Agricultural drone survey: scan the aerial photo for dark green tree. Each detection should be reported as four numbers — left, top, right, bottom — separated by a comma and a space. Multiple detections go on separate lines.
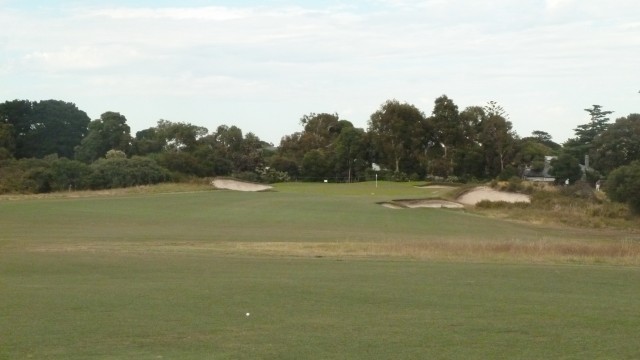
156, 119, 208, 152
451, 106, 485, 179
131, 128, 164, 155
301, 149, 331, 181
368, 100, 426, 174
203, 125, 267, 174
550, 153, 582, 185
426, 95, 463, 176
237, 132, 265, 172
75, 112, 132, 163
514, 131, 557, 175
277, 132, 305, 164
269, 156, 299, 177
591, 114, 640, 175
0, 100, 32, 158
605, 161, 640, 214
213, 125, 244, 154
478, 102, 516, 178
514, 140, 554, 172
575, 105, 613, 144
0, 100, 90, 159
0, 123, 16, 156
276, 113, 346, 180
527, 130, 561, 150
334, 123, 366, 182
299, 113, 341, 149
564, 105, 613, 160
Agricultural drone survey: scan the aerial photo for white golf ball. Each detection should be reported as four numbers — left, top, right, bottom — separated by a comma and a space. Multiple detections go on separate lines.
246, 312, 250, 316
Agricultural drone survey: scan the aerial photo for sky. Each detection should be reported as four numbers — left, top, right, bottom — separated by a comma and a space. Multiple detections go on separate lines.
1, 0, 639, 145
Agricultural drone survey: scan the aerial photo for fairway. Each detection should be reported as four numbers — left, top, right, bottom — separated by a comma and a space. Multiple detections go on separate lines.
1, 182, 640, 359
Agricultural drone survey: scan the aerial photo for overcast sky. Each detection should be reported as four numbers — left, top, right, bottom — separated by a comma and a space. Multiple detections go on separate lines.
1, 0, 639, 145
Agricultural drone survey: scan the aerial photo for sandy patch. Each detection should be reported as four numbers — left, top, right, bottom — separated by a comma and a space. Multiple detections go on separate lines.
416, 185, 456, 189
380, 199, 464, 209
381, 202, 404, 209
212, 179, 273, 192
396, 199, 464, 209
457, 186, 530, 205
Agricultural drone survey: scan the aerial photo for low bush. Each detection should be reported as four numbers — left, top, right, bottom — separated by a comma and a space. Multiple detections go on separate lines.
475, 200, 530, 209
477, 181, 636, 229
233, 171, 259, 183
605, 161, 640, 214
89, 157, 170, 189
491, 177, 535, 194
558, 180, 599, 201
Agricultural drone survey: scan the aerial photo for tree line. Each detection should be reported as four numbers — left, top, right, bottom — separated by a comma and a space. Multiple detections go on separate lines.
1, 97, 639, 210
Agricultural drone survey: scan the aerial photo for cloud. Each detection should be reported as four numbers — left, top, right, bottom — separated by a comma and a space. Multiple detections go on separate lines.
84, 6, 253, 21
1, 1, 639, 144
545, 0, 575, 12
21, 46, 142, 71
621, 21, 640, 29
82, 5, 322, 22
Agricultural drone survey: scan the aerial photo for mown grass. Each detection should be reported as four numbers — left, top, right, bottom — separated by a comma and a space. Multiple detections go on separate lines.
1, 181, 640, 359
2, 252, 639, 359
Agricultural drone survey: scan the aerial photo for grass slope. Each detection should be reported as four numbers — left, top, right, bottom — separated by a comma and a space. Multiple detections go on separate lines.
1, 182, 639, 359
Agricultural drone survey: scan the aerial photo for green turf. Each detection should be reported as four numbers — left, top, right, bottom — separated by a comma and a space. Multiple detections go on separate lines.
1, 182, 639, 359
0, 183, 620, 247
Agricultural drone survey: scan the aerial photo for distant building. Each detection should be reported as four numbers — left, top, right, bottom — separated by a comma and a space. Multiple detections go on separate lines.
523, 156, 556, 182
523, 155, 592, 183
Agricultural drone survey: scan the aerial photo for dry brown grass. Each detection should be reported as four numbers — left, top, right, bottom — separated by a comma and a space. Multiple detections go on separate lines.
0, 182, 213, 201
476, 181, 639, 230
26, 238, 640, 266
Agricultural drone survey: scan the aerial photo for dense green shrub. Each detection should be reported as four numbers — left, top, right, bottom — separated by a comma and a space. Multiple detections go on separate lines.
50, 158, 92, 191
233, 171, 259, 183
269, 156, 299, 177
391, 172, 409, 182
530, 160, 545, 172
23, 167, 53, 193
497, 165, 518, 181
584, 168, 602, 186
89, 157, 170, 189
301, 149, 331, 181
365, 168, 393, 181
558, 180, 598, 201
550, 154, 582, 185
156, 151, 205, 177
475, 200, 530, 209
257, 167, 290, 183
605, 161, 640, 214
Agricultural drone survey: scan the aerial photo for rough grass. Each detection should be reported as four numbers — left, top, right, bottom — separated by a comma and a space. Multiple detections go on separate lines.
0, 181, 214, 201
24, 237, 640, 266
476, 182, 639, 230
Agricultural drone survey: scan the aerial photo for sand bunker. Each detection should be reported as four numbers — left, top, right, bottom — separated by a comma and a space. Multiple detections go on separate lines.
457, 186, 530, 205
397, 199, 464, 209
415, 185, 456, 189
381, 199, 464, 209
212, 179, 273, 192
381, 203, 404, 209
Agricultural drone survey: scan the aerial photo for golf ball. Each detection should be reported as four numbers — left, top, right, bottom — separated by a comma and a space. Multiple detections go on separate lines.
246, 313, 250, 316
